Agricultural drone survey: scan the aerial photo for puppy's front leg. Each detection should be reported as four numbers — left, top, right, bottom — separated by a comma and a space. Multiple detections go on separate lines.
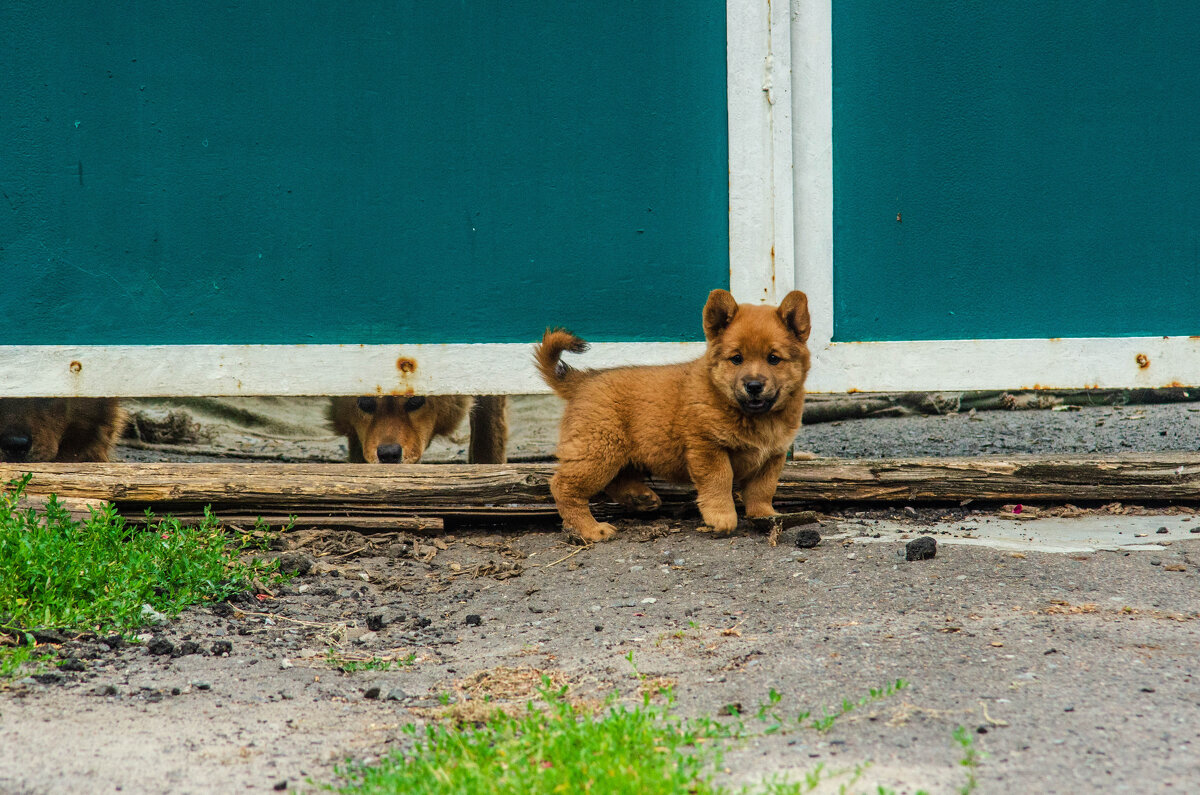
741, 452, 787, 518
687, 446, 738, 533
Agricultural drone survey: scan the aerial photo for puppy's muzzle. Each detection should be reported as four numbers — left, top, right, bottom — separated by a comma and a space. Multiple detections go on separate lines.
737, 380, 776, 415
376, 444, 404, 464
0, 431, 32, 461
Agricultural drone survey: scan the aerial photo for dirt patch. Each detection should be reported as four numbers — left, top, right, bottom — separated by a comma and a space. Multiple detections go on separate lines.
4, 515, 1200, 793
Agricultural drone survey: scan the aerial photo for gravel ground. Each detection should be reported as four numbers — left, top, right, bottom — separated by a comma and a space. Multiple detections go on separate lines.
3, 399, 1200, 794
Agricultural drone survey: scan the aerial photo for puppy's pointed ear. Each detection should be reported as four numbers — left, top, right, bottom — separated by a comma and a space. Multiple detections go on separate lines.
703, 289, 738, 340
777, 291, 811, 343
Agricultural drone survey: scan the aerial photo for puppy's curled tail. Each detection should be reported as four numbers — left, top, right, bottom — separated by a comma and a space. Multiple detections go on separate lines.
534, 328, 589, 398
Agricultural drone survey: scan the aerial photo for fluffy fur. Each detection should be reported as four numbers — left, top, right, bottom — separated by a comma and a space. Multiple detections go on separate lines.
0, 398, 127, 463
328, 395, 507, 464
535, 289, 811, 543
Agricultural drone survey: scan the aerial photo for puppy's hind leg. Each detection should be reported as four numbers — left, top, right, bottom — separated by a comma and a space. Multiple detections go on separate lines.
468, 395, 507, 464
604, 469, 662, 513
551, 456, 625, 543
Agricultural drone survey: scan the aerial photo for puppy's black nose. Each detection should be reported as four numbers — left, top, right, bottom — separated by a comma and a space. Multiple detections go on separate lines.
0, 432, 32, 459
376, 444, 403, 464
744, 380, 765, 396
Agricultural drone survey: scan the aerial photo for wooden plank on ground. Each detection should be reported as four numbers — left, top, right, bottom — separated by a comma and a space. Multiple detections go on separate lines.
3, 455, 1200, 510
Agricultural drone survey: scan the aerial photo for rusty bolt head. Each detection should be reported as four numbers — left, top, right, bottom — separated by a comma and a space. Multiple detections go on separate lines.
1136, 353, 1150, 369
69, 360, 82, 373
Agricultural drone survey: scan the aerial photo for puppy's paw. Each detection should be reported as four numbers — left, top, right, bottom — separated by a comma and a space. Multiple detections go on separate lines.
698, 510, 739, 535
743, 504, 778, 519
567, 522, 618, 544
624, 490, 662, 512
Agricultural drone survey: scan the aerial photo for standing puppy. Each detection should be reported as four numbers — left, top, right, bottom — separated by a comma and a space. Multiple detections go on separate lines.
535, 289, 810, 542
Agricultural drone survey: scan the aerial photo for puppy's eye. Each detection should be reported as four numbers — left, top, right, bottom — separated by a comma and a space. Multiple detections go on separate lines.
356, 397, 378, 413
729, 354, 744, 365
767, 353, 782, 366
404, 396, 427, 411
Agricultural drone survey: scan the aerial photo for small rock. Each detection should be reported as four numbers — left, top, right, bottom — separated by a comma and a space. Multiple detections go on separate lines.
1157, 527, 1170, 534
140, 604, 169, 626
594, 625, 604, 632
274, 781, 288, 792
192, 681, 212, 690
795, 529, 821, 548
365, 614, 386, 632
280, 659, 294, 669
640, 598, 657, 604
211, 640, 233, 656
278, 552, 313, 575
102, 634, 125, 650
364, 685, 382, 700
33, 672, 64, 685
95, 684, 119, 696
385, 688, 408, 701
146, 637, 175, 656
906, 537, 937, 561
175, 641, 203, 657
903, 506, 918, 517
58, 657, 86, 672
358, 631, 378, 643
464, 615, 482, 627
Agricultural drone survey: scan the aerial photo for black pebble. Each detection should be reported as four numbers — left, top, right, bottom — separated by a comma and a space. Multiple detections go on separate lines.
795, 528, 821, 548
366, 614, 386, 632
175, 641, 203, 657
58, 657, 86, 672
1157, 527, 1170, 534
211, 640, 233, 656
274, 781, 288, 791
464, 614, 482, 627
364, 685, 382, 700
906, 536, 937, 561
278, 551, 313, 575
147, 637, 175, 656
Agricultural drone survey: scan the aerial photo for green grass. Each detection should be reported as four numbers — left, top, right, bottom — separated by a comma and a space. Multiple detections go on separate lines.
325, 674, 941, 795
0, 473, 283, 674
329, 681, 738, 795
953, 726, 982, 795
326, 650, 417, 673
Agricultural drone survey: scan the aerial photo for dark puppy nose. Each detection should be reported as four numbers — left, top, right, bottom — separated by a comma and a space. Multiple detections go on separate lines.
743, 380, 765, 396
0, 432, 32, 460
376, 444, 403, 464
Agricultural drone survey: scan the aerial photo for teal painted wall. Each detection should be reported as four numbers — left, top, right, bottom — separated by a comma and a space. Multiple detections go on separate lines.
1, 2, 728, 345
834, 1, 1200, 341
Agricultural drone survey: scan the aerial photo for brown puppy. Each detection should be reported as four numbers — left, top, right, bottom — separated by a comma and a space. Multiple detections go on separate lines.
328, 395, 507, 464
0, 398, 127, 463
535, 289, 810, 542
